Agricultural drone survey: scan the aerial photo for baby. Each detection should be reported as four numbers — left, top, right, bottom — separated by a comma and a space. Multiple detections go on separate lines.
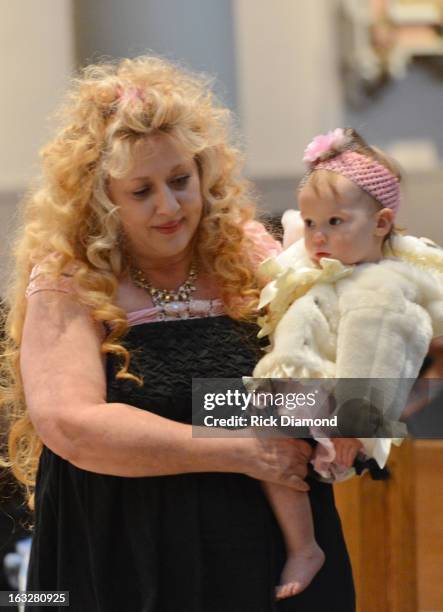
252, 128, 443, 600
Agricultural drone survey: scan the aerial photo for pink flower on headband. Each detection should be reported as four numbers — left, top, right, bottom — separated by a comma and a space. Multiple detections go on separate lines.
303, 128, 349, 164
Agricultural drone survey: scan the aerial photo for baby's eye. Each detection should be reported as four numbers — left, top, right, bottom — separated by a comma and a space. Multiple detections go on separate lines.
329, 217, 343, 226
304, 219, 314, 228
170, 175, 191, 189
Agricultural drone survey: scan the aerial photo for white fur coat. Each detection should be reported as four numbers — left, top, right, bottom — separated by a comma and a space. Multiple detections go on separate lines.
252, 234, 443, 475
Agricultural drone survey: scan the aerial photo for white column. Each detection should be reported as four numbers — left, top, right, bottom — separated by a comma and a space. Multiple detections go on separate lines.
0, 0, 75, 191
233, 0, 344, 178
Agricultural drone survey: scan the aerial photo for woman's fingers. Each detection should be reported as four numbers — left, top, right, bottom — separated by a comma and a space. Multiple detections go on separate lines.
292, 438, 314, 462
249, 437, 312, 489
287, 473, 310, 492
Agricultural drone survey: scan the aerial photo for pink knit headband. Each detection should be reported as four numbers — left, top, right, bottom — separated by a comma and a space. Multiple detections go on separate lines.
301, 129, 401, 217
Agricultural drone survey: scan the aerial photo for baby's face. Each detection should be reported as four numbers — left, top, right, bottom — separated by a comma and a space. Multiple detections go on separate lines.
299, 173, 389, 265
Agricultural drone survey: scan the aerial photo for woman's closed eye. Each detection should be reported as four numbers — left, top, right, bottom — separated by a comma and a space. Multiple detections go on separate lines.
170, 174, 191, 189
131, 175, 190, 198
132, 186, 151, 198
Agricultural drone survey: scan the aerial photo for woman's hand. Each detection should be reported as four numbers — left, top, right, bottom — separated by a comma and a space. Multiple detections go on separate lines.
243, 437, 312, 491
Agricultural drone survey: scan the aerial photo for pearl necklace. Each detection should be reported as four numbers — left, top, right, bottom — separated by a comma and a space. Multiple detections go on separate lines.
131, 262, 198, 311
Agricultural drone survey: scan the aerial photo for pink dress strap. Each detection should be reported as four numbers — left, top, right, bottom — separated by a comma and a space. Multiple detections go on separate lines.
25, 261, 78, 299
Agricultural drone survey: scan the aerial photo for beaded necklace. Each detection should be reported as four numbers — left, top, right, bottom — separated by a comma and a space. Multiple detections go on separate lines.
130, 262, 198, 315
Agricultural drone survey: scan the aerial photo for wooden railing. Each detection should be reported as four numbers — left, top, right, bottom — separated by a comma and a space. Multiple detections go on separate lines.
334, 441, 417, 612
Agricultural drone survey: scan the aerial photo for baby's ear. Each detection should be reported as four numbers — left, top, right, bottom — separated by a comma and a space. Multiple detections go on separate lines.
375, 208, 394, 237
282, 209, 305, 249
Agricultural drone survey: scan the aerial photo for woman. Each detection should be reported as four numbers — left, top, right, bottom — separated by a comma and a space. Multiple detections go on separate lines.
1, 56, 355, 611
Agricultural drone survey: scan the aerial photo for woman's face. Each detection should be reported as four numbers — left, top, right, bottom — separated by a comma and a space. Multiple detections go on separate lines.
108, 133, 203, 264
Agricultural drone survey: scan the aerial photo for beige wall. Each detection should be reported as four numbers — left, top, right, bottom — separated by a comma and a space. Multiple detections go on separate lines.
0, 0, 74, 192
1, 1, 442, 296
0, 191, 21, 295
0, 0, 74, 293
234, 0, 443, 243
233, 0, 343, 178
399, 170, 443, 245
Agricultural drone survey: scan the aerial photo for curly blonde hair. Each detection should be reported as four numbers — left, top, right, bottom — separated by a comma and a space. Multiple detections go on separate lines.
0, 56, 264, 507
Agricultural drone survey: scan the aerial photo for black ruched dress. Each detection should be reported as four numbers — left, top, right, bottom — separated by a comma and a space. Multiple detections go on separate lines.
27, 315, 355, 612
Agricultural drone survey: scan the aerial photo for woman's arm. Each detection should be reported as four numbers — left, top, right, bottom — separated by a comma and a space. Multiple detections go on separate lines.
21, 290, 310, 489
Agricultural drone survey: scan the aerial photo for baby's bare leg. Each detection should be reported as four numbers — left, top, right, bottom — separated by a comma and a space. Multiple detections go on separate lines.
263, 481, 325, 600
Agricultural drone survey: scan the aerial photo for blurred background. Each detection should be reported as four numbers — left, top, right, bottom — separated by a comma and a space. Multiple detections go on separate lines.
1, 0, 443, 292
0, 1, 442, 610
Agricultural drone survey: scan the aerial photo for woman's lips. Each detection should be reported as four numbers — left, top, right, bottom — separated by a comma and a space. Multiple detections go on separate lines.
152, 220, 183, 234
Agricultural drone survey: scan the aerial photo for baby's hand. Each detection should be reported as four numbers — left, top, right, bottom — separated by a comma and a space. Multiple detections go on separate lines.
332, 438, 364, 468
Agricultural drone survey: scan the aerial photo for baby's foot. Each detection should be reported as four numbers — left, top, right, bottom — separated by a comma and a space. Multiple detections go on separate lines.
275, 543, 325, 600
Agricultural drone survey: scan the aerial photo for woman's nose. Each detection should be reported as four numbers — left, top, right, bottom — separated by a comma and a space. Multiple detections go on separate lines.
155, 185, 180, 215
